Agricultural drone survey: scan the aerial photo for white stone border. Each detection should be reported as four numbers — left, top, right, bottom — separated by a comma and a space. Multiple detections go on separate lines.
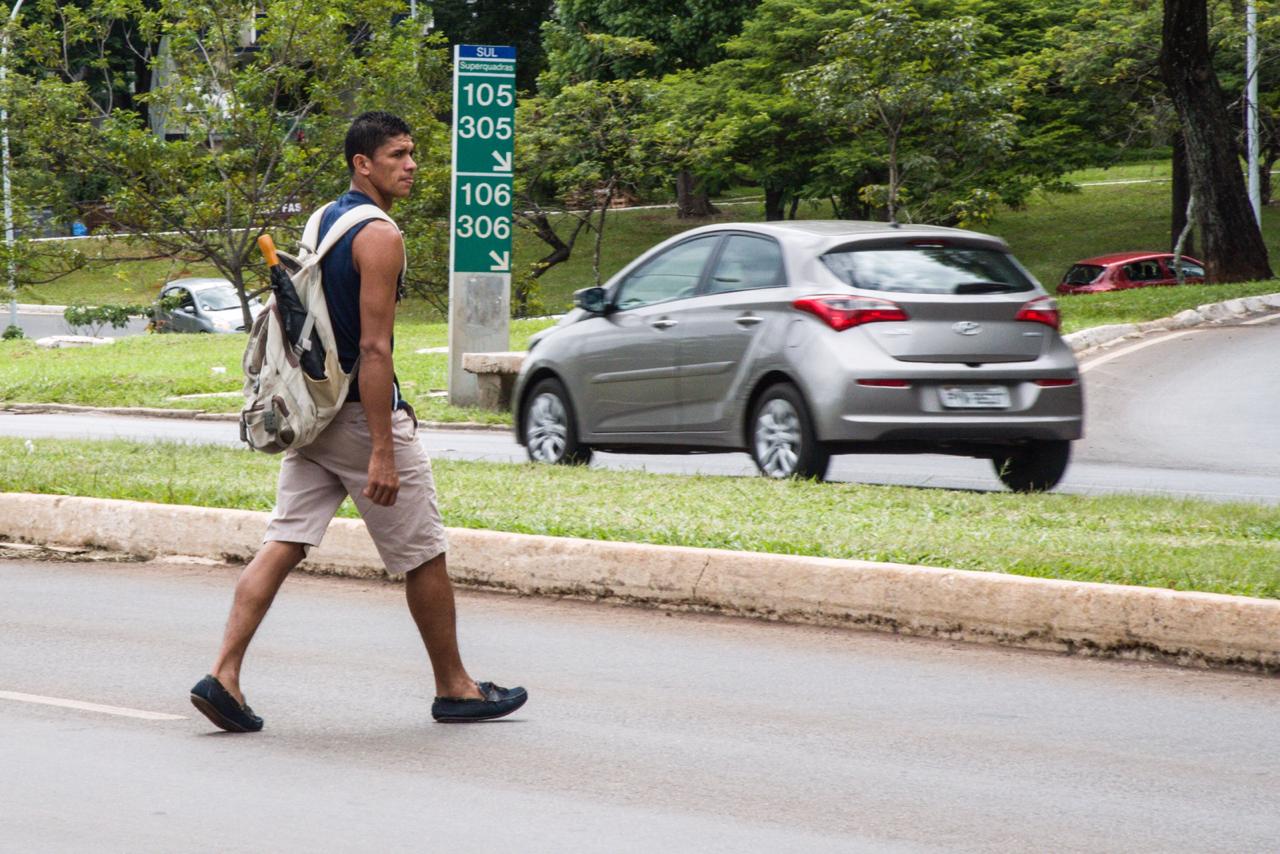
1064, 292, 1280, 354
2, 493, 1276, 673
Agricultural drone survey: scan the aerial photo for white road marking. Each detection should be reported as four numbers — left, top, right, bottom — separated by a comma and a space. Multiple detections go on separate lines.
0, 690, 187, 721
1079, 330, 1201, 373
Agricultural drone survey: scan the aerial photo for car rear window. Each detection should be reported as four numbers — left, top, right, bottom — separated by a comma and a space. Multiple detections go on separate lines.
820, 246, 1036, 295
1063, 264, 1103, 285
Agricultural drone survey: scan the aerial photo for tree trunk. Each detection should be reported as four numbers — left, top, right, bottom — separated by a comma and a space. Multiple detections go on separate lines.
1160, 0, 1271, 282
1170, 132, 1195, 256
675, 170, 720, 219
763, 185, 786, 221
1262, 151, 1276, 206
516, 211, 587, 277
593, 183, 614, 286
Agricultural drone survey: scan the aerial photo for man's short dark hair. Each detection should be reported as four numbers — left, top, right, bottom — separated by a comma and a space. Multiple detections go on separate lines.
345, 111, 413, 172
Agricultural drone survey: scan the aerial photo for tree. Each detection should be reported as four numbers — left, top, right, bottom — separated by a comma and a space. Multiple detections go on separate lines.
703, 0, 869, 221
540, 0, 758, 218
517, 79, 663, 285
789, 2, 1015, 224
15, 0, 452, 327
1160, 0, 1271, 281
430, 0, 554, 93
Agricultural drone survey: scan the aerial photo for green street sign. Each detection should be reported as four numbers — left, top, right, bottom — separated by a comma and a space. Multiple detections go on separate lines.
449, 45, 515, 274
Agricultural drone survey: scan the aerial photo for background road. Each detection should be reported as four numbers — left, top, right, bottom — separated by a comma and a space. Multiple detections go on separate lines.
2, 316, 1277, 503
7, 306, 150, 339
2, 558, 1277, 852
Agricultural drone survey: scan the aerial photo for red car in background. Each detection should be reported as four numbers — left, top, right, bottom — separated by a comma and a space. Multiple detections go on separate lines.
1056, 252, 1206, 295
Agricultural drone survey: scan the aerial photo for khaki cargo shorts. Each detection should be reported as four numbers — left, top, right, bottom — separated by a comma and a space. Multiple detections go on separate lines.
263, 403, 447, 577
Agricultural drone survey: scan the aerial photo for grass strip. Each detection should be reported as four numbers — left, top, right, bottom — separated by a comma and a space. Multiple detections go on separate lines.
3, 437, 1277, 599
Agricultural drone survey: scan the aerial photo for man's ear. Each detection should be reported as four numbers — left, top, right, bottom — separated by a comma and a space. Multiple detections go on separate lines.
352, 153, 371, 175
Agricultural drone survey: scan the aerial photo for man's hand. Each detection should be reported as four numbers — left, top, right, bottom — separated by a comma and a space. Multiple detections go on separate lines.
364, 448, 400, 506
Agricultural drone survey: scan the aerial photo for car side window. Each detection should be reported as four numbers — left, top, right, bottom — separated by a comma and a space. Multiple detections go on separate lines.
615, 236, 720, 310
1123, 261, 1161, 282
175, 289, 195, 311
707, 235, 786, 294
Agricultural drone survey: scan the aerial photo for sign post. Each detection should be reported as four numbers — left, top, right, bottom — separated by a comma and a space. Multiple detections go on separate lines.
448, 44, 515, 406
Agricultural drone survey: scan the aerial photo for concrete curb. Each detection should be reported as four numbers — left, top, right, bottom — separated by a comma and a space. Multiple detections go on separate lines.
1063, 291, 1280, 354
3, 493, 1276, 673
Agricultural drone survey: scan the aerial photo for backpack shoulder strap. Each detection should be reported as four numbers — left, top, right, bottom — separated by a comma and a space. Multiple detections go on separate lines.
299, 202, 334, 254
311, 204, 399, 263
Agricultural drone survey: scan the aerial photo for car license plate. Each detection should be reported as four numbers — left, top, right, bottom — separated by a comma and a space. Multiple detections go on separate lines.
939, 385, 1010, 409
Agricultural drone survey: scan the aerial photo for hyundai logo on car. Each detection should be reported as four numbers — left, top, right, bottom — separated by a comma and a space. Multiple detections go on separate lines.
952, 321, 982, 336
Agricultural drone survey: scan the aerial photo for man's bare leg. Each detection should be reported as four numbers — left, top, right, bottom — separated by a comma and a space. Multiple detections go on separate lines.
210, 541, 305, 705
405, 553, 483, 699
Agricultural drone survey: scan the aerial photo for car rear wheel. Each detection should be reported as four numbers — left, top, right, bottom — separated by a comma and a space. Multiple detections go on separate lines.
992, 440, 1071, 493
750, 383, 830, 480
522, 378, 593, 466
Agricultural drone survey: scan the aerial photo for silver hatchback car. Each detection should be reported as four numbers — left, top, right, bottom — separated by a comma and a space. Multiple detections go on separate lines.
513, 221, 1083, 492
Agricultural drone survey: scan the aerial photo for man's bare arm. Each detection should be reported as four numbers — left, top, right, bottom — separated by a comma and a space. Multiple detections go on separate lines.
353, 219, 404, 507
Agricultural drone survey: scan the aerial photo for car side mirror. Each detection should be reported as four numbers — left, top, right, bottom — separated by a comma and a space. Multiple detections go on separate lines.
573, 286, 609, 315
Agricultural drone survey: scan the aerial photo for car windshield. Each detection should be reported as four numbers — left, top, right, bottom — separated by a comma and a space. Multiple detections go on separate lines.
197, 287, 241, 311
1064, 264, 1103, 285
820, 246, 1035, 294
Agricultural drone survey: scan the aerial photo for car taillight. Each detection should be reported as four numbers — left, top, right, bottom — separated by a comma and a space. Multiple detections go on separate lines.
792, 295, 908, 331
1034, 378, 1076, 387
1016, 296, 1060, 330
857, 379, 911, 387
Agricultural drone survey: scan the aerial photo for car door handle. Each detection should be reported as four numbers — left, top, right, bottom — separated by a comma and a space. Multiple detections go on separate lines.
735, 315, 763, 327
650, 318, 678, 330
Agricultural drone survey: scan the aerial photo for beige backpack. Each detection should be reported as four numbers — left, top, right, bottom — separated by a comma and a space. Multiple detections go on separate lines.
239, 202, 402, 453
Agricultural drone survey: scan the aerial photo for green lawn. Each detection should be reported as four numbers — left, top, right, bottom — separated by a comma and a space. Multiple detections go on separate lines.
16, 239, 224, 307
3, 437, 1277, 599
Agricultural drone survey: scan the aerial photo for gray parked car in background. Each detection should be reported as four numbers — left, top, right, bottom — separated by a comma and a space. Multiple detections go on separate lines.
513, 221, 1083, 492
154, 278, 261, 334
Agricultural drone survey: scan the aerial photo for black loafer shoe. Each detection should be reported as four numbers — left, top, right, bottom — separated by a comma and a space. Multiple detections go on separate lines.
190, 674, 264, 733
432, 681, 528, 723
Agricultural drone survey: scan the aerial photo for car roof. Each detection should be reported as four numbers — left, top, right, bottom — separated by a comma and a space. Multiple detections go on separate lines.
163, 277, 233, 292
674, 220, 1009, 251
1072, 251, 1201, 267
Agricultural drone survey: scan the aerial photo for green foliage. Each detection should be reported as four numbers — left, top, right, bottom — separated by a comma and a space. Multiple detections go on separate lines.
539, 0, 759, 92
517, 78, 666, 283
430, 0, 554, 93
789, 2, 1015, 225
62, 303, 149, 336
2, 325, 23, 340
10, 0, 453, 327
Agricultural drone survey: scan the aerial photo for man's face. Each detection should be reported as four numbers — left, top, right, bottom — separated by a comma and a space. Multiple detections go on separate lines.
358, 133, 416, 199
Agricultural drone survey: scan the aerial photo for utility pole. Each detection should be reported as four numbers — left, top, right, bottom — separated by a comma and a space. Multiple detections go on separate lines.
3, 0, 25, 335
1246, 0, 1261, 225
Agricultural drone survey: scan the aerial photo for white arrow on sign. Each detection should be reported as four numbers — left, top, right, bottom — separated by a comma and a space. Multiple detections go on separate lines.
491, 150, 513, 172
488, 250, 510, 272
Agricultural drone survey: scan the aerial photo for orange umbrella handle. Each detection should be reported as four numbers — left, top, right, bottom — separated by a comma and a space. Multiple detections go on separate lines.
257, 234, 279, 267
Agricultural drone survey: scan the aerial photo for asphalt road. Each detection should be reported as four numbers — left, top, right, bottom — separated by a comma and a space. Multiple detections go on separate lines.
2, 316, 1277, 503
7, 308, 150, 339
2, 557, 1277, 852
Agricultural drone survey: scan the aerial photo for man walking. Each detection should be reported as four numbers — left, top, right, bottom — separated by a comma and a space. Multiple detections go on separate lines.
190, 111, 527, 731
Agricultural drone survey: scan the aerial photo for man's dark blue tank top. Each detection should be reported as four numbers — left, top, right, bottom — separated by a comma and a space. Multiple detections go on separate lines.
318, 190, 403, 409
